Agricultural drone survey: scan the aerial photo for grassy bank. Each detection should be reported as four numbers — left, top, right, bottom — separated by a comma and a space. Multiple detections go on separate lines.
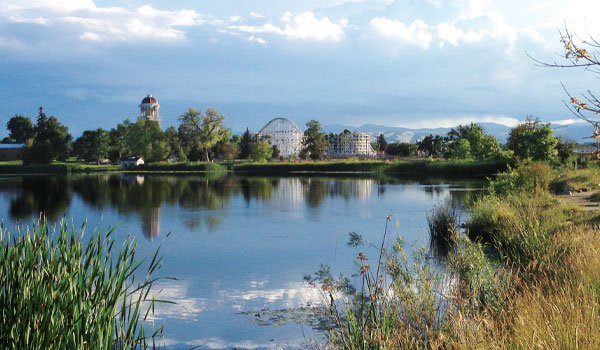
232, 158, 510, 177
0, 158, 509, 176
316, 162, 600, 349
0, 220, 164, 349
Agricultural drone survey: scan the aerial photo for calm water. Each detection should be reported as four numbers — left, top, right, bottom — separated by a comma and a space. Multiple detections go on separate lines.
0, 174, 482, 349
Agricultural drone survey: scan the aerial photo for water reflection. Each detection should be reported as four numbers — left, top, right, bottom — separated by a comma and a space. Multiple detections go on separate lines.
0, 174, 482, 241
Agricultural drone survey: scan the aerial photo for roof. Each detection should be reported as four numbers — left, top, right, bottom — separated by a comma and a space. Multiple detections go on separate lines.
0, 144, 25, 149
141, 94, 158, 105
120, 156, 143, 161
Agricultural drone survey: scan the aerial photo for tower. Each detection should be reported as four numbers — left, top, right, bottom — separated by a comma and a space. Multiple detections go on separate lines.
139, 94, 160, 126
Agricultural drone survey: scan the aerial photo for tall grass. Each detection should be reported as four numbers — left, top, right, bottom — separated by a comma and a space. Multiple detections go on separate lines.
0, 220, 166, 349
316, 164, 600, 349
427, 204, 459, 256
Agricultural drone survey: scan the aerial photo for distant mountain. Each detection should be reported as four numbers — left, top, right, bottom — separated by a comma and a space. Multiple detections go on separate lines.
322, 122, 596, 144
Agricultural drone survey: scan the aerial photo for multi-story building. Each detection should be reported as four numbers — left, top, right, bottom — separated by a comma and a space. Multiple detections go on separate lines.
326, 131, 376, 158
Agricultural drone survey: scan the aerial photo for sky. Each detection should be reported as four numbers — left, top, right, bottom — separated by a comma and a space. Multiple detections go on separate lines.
1, 0, 600, 137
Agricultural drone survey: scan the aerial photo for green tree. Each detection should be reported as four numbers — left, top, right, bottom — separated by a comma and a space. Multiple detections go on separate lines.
555, 137, 577, 165
250, 138, 273, 162
72, 128, 110, 164
447, 138, 471, 160
376, 133, 387, 152
302, 120, 328, 161
271, 144, 280, 160
178, 108, 229, 162
24, 108, 72, 164
387, 142, 417, 157
417, 134, 446, 157
108, 125, 127, 163
507, 118, 558, 161
6, 115, 35, 143
165, 126, 187, 162
239, 128, 252, 159
446, 123, 501, 160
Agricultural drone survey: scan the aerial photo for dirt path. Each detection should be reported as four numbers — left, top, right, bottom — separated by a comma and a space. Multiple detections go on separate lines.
556, 191, 599, 211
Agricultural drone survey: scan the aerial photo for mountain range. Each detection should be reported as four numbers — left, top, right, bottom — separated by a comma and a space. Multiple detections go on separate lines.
322, 122, 597, 144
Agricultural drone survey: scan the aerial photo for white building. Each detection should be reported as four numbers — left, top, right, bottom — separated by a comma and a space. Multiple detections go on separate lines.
120, 156, 145, 169
139, 94, 160, 126
257, 118, 304, 158
326, 131, 376, 158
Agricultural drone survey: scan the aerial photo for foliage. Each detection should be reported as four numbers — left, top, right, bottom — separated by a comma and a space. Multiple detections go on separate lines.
489, 161, 554, 195
238, 128, 252, 160
417, 134, 446, 157
427, 203, 459, 256
164, 126, 187, 162
376, 133, 387, 152
6, 114, 35, 144
73, 128, 110, 164
271, 144, 280, 160
0, 220, 165, 349
178, 108, 229, 162
555, 137, 577, 167
506, 118, 558, 162
23, 108, 72, 164
218, 142, 239, 161
249, 138, 273, 162
302, 120, 328, 160
446, 123, 502, 160
386, 142, 417, 157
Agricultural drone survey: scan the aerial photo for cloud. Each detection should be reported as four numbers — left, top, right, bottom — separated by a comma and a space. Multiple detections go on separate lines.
8, 15, 49, 25
0, 2, 205, 42
370, 17, 433, 48
248, 35, 266, 44
250, 11, 264, 19
437, 22, 484, 46
230, 11, 347, 42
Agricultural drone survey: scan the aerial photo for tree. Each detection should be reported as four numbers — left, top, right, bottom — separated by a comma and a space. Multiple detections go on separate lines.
24, 107, 72, 164
446, 123, 501, 160
417, 134, 446, 157
250, 138, 273, 162
6, 115, 34, 143
239, 128, 252, 159
178, 108, 229, 162
219, 142, 239, 161
376, 133, 387, 152
271, 145, 280, 160
507, 118, 558, 161
386, 142, 417, 157
532, 27, 600, 142
72, 128, 110, 164
302, 120, 328, 161
165, 126, 187, 162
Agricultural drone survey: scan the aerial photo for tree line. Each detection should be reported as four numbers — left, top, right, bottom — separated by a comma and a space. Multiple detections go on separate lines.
3, 107, 576, 165
373, 119, 576, 165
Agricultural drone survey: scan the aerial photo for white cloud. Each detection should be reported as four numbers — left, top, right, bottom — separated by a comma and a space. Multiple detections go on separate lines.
8, 15, 49, 25
0, 0, 96, 12
0, 2, 205, 42
437, 22, 483, 45
370, 17, 433, 49
230, 11, 346, 42
248, 35, 266, 44
396, 115, 519, 129
229, 15, 241, 22
250, 11, 264, 19
79, 32, 100, 41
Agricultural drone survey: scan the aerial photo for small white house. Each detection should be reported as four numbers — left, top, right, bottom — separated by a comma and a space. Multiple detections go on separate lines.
120, 156, 144, 169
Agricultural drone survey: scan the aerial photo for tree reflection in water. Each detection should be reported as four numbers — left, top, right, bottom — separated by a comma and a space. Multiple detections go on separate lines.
1, 174, 483, 240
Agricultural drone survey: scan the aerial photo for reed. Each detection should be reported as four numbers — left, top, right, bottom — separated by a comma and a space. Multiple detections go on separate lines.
0, 219, 166, 349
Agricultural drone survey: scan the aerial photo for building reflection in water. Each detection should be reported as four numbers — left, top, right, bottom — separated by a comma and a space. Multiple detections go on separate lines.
141, 207, 161, 239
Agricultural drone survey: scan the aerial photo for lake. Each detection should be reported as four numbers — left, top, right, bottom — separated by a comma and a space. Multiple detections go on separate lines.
0, 174, 482, 349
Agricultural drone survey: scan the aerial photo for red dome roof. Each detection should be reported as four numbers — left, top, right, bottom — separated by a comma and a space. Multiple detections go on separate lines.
141, 94, 158, 104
